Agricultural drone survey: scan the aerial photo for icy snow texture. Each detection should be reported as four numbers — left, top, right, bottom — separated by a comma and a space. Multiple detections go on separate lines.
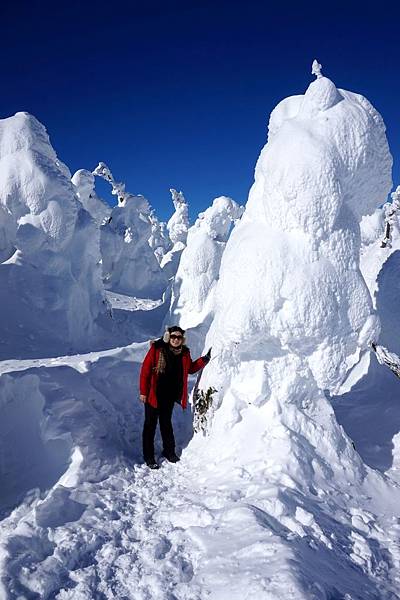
202, 74, 392, 400
167, 196, 243, 354
0, 113, 107, 359
71, 169, 111, 226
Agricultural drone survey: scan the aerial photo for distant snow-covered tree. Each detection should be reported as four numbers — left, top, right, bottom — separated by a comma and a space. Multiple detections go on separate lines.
92, 162, 128, 206
92, 162, 168, 299
381, 185, 400, 248
166, 196, 244, 355
167, 188, 189, 245
312, 59, 323, 78
160, 188, 190, 278
72, 169, 111, 226
148, 212, 171, 265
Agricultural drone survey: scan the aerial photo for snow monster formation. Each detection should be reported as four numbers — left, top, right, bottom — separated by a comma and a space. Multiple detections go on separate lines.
167, 196, 243, 355
197, 63, 394, 473
160, 188, 190, 279
202, 64, 391, 403
71, 169, 111, 226
92, 162, 169, 300
0, 113, 108, 359
187, 63, 399, 596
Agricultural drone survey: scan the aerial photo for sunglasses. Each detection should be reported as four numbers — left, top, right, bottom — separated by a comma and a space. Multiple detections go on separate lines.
170, 334, 183, 340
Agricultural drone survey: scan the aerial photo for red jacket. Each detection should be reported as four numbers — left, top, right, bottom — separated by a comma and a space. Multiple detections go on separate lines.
140, 340, 207, 409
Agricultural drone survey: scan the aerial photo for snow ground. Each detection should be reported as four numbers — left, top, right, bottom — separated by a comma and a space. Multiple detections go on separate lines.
1, 334, 400, 599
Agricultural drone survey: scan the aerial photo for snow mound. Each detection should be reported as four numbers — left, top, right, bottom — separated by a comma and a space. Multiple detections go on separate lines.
0, 113, 108, 359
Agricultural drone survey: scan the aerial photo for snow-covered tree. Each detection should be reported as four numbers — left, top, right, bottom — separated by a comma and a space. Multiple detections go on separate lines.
358, 186, 400, 303
166, 196, 243, 355
381, 185, 400, 248
148, 212, 171, 265
93, 163, 168, 299
160, 188, 190, 278
92, 162, 127, 206
0, 113, 108, 358
311, 58, 323, 79
198, 63, 392, 473
72, 169, 111, 226
167, 188, 189, 245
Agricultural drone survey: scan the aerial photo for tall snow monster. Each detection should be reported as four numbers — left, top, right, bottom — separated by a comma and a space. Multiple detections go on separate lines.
200, 64, 392, 461
0, 113, 108, 359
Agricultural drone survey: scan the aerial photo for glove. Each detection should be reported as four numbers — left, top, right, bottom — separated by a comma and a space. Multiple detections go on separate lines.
204, 347, 212, 363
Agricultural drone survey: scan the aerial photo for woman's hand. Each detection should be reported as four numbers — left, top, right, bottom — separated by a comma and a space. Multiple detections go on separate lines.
140, 395, 147, 403
204, 347, 212, 363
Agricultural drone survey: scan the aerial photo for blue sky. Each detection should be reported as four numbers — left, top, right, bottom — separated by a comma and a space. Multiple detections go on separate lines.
1, 0, 399, 221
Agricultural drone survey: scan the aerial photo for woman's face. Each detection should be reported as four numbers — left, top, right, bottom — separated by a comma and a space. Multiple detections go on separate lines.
169, 332, 183, 348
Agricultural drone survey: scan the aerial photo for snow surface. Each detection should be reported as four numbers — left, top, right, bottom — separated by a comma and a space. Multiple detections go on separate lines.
1, 67, 400, 600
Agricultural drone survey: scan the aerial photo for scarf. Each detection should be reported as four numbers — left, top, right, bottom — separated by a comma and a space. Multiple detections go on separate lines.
155, 345, 182, 374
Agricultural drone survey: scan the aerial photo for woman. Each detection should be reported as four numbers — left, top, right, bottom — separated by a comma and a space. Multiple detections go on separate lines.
139, 326, 211, 469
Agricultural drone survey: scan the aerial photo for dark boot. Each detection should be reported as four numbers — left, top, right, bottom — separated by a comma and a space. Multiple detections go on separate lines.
162, 451, 180, 463
146, 460, 160, 470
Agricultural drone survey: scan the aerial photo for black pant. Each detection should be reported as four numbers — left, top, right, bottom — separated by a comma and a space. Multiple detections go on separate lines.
142, 397, 176, 462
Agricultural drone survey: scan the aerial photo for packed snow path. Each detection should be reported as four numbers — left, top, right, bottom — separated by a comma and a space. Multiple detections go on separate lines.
1, 346, 400, 599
